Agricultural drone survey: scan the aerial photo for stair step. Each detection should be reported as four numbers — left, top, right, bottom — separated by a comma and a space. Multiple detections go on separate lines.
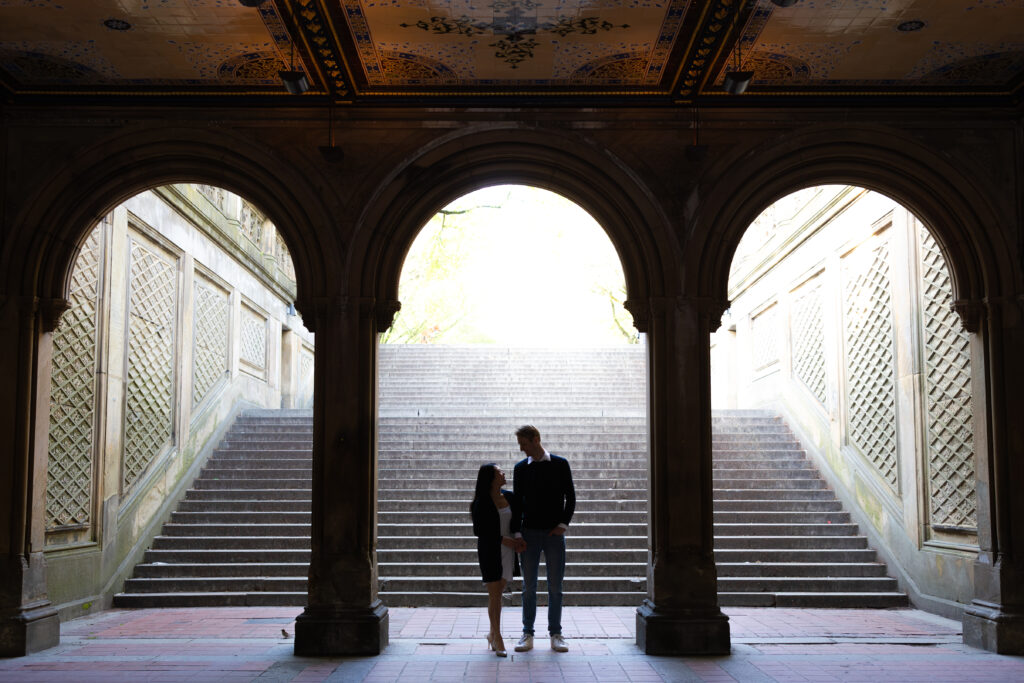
116, 381, 906, 609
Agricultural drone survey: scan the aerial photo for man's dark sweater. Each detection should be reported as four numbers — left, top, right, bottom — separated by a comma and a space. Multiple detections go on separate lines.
513, 454, 576, 531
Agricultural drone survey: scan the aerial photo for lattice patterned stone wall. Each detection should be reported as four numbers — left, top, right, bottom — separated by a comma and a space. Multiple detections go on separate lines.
240, 304, 267, 377
751, 303, 781, 371
843, 233, 899, 491
299, 346, 314, 403
192, 274, 230, 407
791, 277, 827, 405
919, 227, 976, 532
46, 223, 103, 531
123, 237, 178, 492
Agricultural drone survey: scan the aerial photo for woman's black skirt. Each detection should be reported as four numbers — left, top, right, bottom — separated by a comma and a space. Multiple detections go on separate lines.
477, 537, 503, 583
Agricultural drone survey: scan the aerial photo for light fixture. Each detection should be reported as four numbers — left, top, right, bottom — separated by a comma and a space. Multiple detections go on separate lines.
238, 0, 268, 7
103, 18, 131, 31
770, 0, 799, 7
319, 105, 345, 164
280, 70, 309, 95
279, 7, 309, 94
723, 2, 754, 95
897, 20, 926, 32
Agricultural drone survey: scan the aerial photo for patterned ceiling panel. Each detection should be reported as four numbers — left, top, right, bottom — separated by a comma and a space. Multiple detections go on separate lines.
0, 0, 308, 92
340, 0, 691, 89
0, 0, 1021, 101
716, 0, 1024, 93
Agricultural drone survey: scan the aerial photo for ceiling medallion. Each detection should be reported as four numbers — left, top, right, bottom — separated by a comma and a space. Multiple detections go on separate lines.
896, 20, 926, 32
103, 19, 132, 31
400, 0, 630, 69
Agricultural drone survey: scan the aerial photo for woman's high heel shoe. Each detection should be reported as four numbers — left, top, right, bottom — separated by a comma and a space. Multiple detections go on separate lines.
486, 633, 507, 657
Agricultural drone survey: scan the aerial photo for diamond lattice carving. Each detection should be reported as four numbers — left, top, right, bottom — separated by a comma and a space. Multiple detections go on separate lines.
791, 278, 827, 405
919, 228, 976, 530
751, 304, 780, 370
240, 306, 267, 373
123, 238, 177, 492
300, 348, 314, 383
46, 224, 102, 530
192, 276, 229, 406
843, 235, 899, 490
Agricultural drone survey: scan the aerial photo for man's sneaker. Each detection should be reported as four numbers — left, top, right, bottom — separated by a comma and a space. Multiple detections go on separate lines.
550, 634, 569, 652
514, 633, 534, 652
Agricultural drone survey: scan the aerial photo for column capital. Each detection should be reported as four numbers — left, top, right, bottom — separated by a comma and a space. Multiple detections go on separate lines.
298, 296, 401, 334
623, 296, 730, 333
39, 298, 71, 333
953, 298, 986, 333
679, 296, 730, 332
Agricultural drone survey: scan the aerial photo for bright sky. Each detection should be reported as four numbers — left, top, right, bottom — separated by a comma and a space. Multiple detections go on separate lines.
396, 185, 632, 346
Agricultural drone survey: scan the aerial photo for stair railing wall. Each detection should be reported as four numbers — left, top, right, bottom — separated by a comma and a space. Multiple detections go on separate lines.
42, 187, 315, 620
711, 185, 979, 620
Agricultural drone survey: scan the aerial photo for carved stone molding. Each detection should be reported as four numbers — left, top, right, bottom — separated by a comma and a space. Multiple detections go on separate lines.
294, 298, 318, 333
39, 298, 71, 333
622, 299, 649, 333
682, 296, 731, 332
375, 299, 401, 334
953, 299, 986, 333
303, 296, 401, 334
624, 296, 730, 333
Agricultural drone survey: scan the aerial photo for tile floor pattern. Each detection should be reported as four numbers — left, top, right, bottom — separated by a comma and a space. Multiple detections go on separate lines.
2, 606, 1023, 682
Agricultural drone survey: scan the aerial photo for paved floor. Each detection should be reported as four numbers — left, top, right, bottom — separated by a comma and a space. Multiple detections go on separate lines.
3, 606, 1023, 682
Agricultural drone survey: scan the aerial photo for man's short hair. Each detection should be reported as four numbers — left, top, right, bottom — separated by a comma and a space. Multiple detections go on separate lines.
516, 425, 540, 441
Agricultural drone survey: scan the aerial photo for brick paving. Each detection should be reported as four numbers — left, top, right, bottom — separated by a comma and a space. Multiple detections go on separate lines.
3, 606, 1022, 682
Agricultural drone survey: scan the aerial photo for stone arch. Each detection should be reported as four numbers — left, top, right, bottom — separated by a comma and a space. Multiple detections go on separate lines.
349, 124, 675, 327
688, 124, 1015, 326
1, 124, 333, 318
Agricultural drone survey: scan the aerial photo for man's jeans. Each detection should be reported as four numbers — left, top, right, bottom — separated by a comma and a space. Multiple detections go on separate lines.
520, 528, 566, 636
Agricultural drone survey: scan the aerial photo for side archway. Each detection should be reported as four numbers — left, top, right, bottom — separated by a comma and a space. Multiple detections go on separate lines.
0, 123, 333, 655
688, 124, 1024, 654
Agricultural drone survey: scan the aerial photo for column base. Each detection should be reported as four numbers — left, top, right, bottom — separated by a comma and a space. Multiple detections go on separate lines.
0, 601, 60, 656
963, 601, 1024, 654
293, 600, 389, 656
636, 599, 730, 655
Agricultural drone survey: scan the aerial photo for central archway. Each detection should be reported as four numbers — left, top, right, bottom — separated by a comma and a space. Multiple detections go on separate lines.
292, 126, 732, 656
374, 183, 646, 618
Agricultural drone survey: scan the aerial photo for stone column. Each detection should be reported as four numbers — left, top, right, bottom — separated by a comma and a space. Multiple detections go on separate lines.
962, 295, 1024, 654
293, 296, 399, 656
629, 296, 731, 655
0, 295, 62, 655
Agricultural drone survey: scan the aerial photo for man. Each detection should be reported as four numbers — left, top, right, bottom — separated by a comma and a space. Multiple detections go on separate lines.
512, 424, 576, 653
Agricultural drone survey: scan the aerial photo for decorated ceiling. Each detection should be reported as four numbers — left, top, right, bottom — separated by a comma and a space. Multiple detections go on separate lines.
0, 0, 1022, 103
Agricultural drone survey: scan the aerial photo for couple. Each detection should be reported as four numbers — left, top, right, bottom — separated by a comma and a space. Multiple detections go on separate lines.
470, 425, 576, 657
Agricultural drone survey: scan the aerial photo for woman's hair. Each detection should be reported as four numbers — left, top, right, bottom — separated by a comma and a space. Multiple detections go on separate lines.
471, 463, 498, 513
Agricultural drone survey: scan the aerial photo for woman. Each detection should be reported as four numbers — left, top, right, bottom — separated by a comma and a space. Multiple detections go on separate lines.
470, 463, 521, 657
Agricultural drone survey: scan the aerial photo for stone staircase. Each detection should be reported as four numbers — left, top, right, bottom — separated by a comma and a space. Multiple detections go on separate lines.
114, 345, 906, 608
